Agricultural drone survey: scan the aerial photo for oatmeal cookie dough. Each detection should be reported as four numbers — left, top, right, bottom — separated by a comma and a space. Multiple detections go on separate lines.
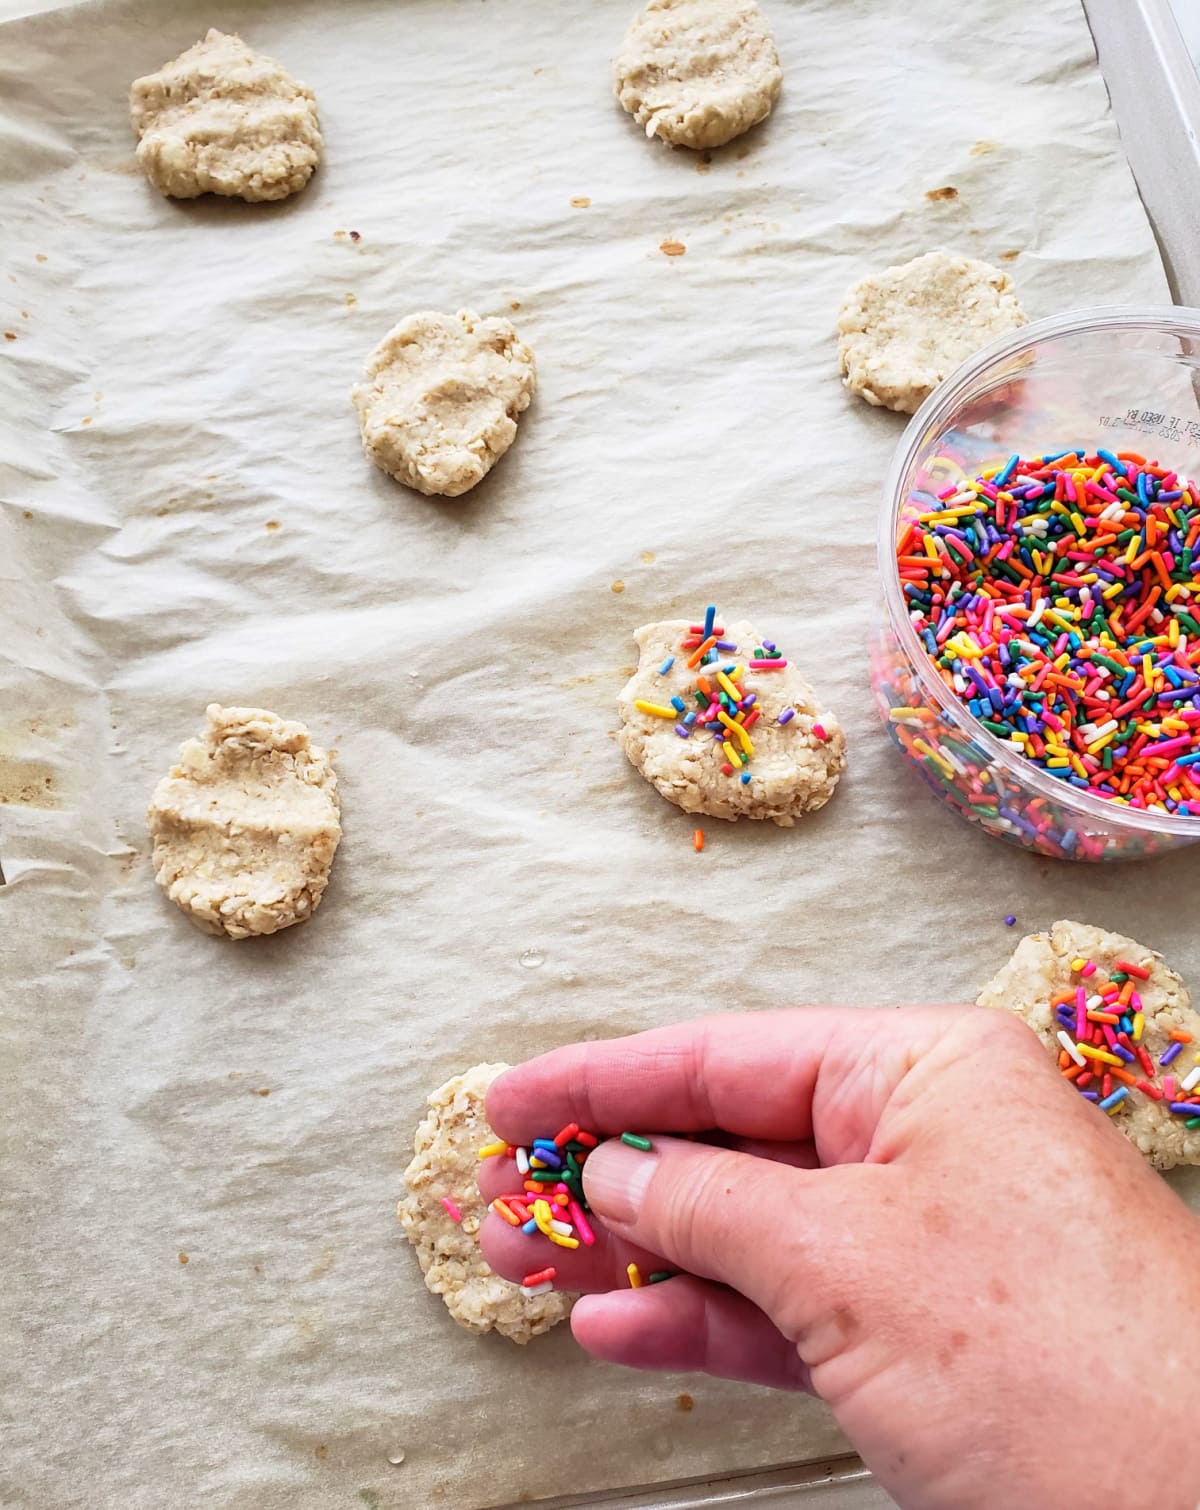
837, 251, 1027, 415
977, 919, 1200, 1171
351, 310, 537, 497
613, 0, 782, 150
130, 29, 322, 202
618, 614, 846, 825
147, 704, 341, 940
397, 1063, 574, 1343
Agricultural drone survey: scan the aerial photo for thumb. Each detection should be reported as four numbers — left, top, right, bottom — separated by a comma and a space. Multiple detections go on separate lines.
582, 1135, 881, 1344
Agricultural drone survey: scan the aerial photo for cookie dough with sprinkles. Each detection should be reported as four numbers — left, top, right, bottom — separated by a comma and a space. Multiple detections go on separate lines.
618, 607, 846, 825
977, 919, 1200, 1171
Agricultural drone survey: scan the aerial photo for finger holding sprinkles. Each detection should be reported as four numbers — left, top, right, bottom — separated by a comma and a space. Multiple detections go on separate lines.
480, 1128, 671, 1289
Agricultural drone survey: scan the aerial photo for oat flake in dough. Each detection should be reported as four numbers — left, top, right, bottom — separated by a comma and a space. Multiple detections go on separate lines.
351, 310, 537, 498
837, 250, 1027, 415
397, 1063, 574, 1343
613, 0, 783, 150
130, 29, 322, 202
977, 919, 1200, 1171
147, 704, 341, 940
618, 618, 846, 825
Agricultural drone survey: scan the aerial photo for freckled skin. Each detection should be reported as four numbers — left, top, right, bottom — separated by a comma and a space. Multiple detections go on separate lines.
920, 1203, 950, 1237
482, 1007, 1200, 1510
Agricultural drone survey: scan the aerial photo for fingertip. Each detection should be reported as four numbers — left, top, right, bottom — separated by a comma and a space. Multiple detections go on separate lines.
481, 1204, 663, 1295
569, 1282, 697, 1367
568, 1292, 611, 1352
475, 1153, 514, 1205
484, 1068, 521, 1139
477, 1210, 516, 1279
571, 1278, 812, 1391
486, 1061, 553, 1143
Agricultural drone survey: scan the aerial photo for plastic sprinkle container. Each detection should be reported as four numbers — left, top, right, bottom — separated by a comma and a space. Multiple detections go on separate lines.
873, 306, 1200, 861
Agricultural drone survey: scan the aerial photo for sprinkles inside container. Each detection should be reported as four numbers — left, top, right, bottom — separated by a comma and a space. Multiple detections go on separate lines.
897, 449, 1200, 816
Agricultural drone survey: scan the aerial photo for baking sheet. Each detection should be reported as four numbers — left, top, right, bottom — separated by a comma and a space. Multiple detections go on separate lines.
2, 1, 1196, 1506
1083, 0, 1200, 306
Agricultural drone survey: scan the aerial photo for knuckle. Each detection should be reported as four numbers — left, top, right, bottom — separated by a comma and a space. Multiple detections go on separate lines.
970, 1004, 1040, 1060
569, 1043, 606, 1132
656, 1146, 747, 1273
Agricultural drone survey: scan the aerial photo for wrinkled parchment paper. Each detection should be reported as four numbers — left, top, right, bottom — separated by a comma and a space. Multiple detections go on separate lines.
3, 0, 1198, 1505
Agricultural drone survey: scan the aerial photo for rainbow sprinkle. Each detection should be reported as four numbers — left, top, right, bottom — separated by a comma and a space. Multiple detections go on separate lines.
898, 449, 1200, 815
521, 1265, 556, 1297
1048, 951, 1200, 1124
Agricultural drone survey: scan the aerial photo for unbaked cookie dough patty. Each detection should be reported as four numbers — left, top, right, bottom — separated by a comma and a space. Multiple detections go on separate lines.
351, 310, 536, 497
397, 1063, 574, 1343
977, 919, 1200, 1171
613, 0, 782, 150
618, 614, 846, 824
147, 704, 341, 940
837, 250, 1026, 415
130, 28, 321, 202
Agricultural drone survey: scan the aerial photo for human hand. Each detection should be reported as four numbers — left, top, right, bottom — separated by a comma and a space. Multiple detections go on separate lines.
479, 1006, 1200, 1510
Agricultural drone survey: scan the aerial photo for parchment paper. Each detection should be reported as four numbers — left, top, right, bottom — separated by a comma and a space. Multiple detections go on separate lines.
3, 1, 1197, 1506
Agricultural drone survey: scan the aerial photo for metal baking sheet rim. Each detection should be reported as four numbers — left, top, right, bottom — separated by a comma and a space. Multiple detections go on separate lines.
1083, 0, 1200, 307
500, 1454, 892, 1510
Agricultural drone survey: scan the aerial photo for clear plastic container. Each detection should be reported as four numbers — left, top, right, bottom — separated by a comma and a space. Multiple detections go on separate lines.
872, 305, 1200, 860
